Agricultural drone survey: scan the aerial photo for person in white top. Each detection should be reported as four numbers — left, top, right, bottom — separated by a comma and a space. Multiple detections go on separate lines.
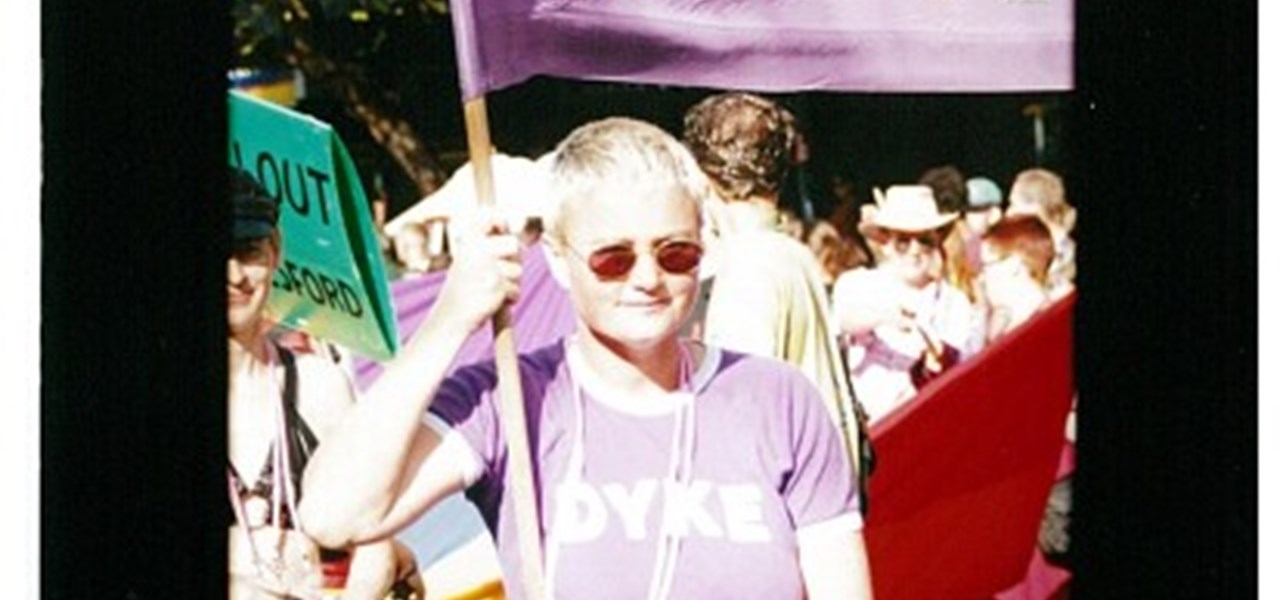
225, 169, 421, 599
831, 185, 985, 423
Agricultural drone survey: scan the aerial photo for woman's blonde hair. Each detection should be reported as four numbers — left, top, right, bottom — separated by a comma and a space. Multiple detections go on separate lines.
1009, 168, 1076, 234
544, 117, 710, 245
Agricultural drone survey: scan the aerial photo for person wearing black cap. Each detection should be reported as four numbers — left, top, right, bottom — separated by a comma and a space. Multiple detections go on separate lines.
225, 169, 422, 599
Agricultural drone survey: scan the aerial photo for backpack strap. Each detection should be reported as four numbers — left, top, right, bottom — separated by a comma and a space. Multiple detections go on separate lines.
277, 344, 298, 409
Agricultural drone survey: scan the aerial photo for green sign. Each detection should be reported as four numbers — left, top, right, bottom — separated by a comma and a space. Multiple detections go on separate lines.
228, 91, 398, 361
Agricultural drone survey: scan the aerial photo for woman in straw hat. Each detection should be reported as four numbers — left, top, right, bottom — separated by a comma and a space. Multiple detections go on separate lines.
830, 185, 986, 423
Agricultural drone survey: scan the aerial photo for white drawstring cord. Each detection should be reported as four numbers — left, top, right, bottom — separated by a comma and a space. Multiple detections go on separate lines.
549, 340, 696, 600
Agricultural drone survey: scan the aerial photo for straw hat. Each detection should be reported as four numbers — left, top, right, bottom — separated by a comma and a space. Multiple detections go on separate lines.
859, 185, 957, 240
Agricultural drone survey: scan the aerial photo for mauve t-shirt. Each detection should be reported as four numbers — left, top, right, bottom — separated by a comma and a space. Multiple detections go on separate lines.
427, 340, 860, 600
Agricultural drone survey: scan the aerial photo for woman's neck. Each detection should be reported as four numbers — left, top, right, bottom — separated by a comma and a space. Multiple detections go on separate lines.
717, 198, 779, 235
572, 329, 684, 397
228, 331, 271, 383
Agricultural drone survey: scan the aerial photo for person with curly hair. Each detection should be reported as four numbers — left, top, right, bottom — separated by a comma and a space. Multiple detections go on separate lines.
681, 93, 862, 455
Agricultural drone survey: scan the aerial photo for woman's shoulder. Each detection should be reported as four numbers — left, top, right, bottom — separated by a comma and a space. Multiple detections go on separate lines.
287, 349, 357, 437
703, 345, 820, 394
442, 340, 570, 395
701, 347, 831, 427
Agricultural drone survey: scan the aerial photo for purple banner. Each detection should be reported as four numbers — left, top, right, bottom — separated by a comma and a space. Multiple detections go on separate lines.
353, 244, 578, 391
452, 0, 1073, 100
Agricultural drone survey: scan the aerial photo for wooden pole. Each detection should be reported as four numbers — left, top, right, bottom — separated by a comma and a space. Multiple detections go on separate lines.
461, 95, 547, 600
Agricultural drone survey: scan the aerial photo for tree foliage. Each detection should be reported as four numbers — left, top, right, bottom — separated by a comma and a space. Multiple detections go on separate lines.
232, 0, 452, 197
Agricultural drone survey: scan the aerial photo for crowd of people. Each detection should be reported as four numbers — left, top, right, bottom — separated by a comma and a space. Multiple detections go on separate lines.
227, 91, 1077, 598
378, 94, 1077, 427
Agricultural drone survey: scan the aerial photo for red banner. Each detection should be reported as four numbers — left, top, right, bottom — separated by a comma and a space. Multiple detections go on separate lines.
864, 293, 1075, 600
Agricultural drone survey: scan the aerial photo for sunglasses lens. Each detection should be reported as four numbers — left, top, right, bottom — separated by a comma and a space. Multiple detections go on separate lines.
655, 241, 703, 274
587, 247, 637, 278
584, 241, 702, 278
891, 233, 938, 251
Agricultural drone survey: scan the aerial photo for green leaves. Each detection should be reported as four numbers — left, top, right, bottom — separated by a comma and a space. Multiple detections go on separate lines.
231, 1, 289, 65
232, 0, 447, 66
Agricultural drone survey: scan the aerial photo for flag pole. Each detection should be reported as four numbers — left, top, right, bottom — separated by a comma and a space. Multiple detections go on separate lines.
462, 95, 548, 600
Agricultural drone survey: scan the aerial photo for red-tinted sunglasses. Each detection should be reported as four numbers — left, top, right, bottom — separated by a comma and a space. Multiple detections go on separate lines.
574, 239, 704, 279
887, 231, 941, 253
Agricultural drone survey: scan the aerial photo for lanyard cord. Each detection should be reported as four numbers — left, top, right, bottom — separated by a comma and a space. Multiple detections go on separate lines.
273, 345, 304, 531
227, 465, 267, 572
546, 341, 695, 600
647, 360, 696, 600
227, 343, 302, 581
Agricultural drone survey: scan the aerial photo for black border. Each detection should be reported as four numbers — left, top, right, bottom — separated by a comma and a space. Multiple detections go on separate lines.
40, 0, 1256, 597
1070, 1, 1257, 597
42, 0, 227, 597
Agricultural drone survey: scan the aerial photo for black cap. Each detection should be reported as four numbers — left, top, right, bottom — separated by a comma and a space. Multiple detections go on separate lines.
230, 168, 278, 241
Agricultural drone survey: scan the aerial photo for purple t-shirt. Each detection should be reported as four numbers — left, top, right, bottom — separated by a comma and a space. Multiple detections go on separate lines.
427, 341, 860, 600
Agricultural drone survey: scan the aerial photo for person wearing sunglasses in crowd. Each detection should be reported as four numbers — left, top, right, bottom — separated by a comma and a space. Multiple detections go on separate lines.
298, 117, 873, 599
830, 185, 986, 424
225, 169, 422, 599
680, 92, 862, 464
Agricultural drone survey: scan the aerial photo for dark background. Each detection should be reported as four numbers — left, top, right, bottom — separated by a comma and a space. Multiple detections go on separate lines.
300, 15, 1069, 225
42, 1, 1255, 598
284, 15, 1068, 224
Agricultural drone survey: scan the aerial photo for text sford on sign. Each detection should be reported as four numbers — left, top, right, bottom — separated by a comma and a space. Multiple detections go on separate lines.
272, 259, 366, 319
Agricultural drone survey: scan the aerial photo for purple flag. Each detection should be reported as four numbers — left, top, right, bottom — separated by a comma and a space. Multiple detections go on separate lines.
451, 0, 1073, 100
352, 244, 578, 391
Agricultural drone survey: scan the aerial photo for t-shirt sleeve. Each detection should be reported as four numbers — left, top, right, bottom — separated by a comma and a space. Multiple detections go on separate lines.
780, 371, 862, 530
426, 363, 505, 484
